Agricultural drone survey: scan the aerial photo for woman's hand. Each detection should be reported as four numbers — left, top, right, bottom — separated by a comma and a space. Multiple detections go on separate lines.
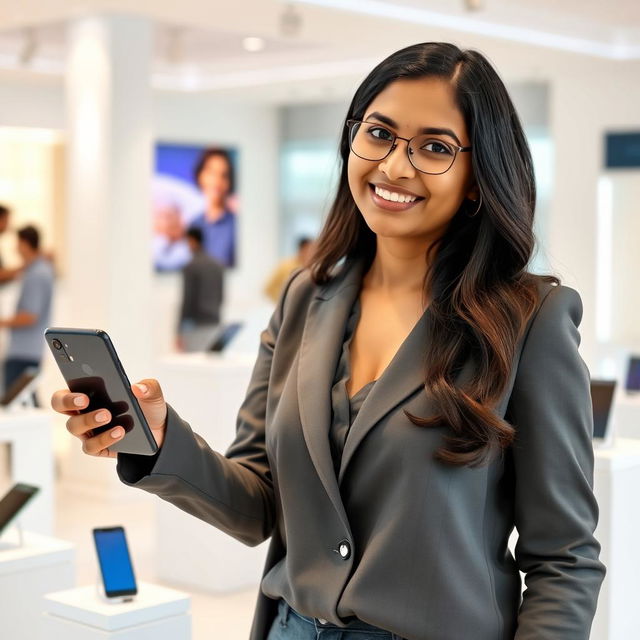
51, 378, 168, 459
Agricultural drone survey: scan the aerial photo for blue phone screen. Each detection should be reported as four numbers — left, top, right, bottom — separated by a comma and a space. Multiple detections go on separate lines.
93, 528, 136, 594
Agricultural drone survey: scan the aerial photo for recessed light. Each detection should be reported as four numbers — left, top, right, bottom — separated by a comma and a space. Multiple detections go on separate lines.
242, 37, 265, 53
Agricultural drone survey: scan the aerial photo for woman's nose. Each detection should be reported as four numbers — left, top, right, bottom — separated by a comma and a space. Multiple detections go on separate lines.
377, 138, 417, 181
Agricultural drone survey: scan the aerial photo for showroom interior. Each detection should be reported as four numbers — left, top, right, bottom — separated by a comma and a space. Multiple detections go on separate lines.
0, 0, 639, 638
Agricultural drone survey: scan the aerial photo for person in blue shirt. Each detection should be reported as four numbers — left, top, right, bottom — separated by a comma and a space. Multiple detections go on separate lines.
189, 148, 237, 268
0, 225, 54, 406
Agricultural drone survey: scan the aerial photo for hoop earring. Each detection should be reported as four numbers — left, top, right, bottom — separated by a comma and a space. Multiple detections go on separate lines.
467, 194, 482, 217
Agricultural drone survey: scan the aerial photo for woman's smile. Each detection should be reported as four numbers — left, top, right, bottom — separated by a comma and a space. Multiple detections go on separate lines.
368, 182, 426, 212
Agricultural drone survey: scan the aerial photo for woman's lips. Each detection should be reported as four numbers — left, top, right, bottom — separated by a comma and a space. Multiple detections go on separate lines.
368, 183, 424, 211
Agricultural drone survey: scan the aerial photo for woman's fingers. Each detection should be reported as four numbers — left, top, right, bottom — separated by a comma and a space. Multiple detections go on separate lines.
81, 427, 125, 458
51, 389, 88, 415
66, 408, 112, 438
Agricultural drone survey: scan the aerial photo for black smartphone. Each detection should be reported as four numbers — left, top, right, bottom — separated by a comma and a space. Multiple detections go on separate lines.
0, 483, 39, 536
44, 328, 158, 456
92, 526, 138, 599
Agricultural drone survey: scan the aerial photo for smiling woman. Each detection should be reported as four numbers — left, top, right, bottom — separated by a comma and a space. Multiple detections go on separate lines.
54, 41, 605, 640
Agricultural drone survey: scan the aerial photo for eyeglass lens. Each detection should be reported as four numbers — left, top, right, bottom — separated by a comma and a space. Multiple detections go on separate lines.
349, 121, 457, 174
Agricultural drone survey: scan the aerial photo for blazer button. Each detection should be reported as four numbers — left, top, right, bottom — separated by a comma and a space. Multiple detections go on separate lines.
338, 540, 351, 560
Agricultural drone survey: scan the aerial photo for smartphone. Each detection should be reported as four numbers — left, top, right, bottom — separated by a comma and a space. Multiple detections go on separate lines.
92, 526, 137, 599
44, 328, 159, 456
0, 483, 39, 536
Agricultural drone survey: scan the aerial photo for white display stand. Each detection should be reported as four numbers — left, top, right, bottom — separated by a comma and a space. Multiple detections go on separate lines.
153, 352, 268, 592
42, 581, 191, 640
591, 438, 640, 639
0, 530, 75, 640
0, 408, 54, 534
612, 392, 640, 439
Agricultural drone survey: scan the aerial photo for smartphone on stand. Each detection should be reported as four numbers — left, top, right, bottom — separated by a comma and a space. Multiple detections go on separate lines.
92, 526, 138, 602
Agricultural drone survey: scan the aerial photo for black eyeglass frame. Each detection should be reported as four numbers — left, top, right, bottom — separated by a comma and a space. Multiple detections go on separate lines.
345, 119, 472, 175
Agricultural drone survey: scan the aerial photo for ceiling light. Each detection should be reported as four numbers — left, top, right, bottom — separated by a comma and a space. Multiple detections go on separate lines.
242, 36, 265, 53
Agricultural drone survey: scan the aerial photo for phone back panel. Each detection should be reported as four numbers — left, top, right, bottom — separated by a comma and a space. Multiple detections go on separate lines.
45, 329, 157, 456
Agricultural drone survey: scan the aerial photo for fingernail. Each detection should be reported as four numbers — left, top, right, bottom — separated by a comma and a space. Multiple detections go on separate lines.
136, 383, 148, 395
111, 427, 124, 438
96, 411, 109, 423
74, 396, 85, 407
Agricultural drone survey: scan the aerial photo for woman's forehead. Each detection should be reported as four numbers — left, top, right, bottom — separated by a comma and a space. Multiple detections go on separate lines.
364, 77, 467, 136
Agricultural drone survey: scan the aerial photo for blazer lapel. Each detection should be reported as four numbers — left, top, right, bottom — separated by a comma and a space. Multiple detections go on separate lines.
337, 302, 477, 485
297, 257, 367, 530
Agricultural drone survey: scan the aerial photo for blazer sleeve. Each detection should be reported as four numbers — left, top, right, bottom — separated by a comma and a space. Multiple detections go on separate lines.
508, 284, 606, 639
115, 267, 303, 547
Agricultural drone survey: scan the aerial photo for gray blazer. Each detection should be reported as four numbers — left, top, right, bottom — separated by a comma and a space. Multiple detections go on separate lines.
117, 255, 605, 640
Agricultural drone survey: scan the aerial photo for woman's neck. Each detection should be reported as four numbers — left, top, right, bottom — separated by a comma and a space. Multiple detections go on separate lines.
204, 201, 226, 221
364, 237, 432, 297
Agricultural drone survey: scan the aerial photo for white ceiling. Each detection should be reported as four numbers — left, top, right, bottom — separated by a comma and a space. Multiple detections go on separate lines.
0, 0, 639, 103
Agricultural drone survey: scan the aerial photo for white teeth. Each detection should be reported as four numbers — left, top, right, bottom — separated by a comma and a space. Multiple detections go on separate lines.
374, 185, 417, 203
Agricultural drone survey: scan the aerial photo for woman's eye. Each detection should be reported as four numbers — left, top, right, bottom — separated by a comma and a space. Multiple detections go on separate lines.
367, 126, 394, 141
423, 140, 453, 155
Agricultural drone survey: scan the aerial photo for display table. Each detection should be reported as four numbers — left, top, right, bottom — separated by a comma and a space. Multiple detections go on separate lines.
591, 438, 640, 639
0, 409, 54, 534
154, 352, 268, 592
42, 581, 191, 640
0, 530, 75, 640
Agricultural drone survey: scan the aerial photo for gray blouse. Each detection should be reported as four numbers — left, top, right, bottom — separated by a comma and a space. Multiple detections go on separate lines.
329, 296, 377, 475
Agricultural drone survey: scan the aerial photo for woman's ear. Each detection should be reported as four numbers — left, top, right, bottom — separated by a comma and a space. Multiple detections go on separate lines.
465, 184, 480, 201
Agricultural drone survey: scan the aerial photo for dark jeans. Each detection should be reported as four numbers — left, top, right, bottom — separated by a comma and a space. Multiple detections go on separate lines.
267, 599, 405, 640
3, 358, 40, 407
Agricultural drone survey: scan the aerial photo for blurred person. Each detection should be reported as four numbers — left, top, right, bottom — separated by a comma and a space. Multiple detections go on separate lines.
189, 148, 237, 268
52, 42, 604, 640
0, 225, 54, 406
152, 201, 191, 271
264, 237, 315, 303
176, 227, 224, 352
0, 204, 23, 284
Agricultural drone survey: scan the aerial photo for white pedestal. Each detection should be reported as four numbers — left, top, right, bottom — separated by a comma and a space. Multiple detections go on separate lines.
613, 392, 640, 439
154, 353, 268, 592
0, 409, 54, 534
42, 581, 191, 640
0, 530, 75, 640
591, 438, 640, 639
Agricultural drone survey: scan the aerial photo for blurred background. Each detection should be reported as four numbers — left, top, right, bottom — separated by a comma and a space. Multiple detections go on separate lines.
0, 1, 639, 639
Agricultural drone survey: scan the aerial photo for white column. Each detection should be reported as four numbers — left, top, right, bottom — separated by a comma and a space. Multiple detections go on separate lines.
65, 14, 153, 377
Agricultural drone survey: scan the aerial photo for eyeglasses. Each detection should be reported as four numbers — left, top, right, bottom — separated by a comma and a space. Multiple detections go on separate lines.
345, 119, 472, 175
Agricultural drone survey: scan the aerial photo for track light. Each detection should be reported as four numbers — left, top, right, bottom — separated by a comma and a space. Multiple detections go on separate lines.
464, 0, 484, 11
18, 28, 38, 66
280, 3, 303, 37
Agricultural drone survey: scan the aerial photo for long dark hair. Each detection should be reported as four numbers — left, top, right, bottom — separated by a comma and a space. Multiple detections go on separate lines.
309, 42, 559, 467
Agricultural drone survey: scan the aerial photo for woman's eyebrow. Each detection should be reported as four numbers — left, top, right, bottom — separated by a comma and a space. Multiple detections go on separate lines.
365, 111, 463, 147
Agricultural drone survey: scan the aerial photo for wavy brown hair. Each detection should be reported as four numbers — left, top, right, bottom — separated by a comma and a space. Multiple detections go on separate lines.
309, 42, 559, 467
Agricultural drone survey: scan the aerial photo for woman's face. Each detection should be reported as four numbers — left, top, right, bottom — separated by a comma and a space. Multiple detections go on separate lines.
347, 77, 477, 247
198, 155, 231, 206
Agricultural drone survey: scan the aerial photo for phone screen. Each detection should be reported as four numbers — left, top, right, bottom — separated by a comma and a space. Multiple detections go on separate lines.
93, 527, 137, 596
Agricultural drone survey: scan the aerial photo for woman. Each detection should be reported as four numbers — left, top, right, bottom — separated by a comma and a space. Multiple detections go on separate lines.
52, 43, 605, 640
190, 147, 237, 268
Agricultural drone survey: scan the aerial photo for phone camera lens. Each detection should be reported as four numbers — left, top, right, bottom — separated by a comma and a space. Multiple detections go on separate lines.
52, 339, 62, 350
